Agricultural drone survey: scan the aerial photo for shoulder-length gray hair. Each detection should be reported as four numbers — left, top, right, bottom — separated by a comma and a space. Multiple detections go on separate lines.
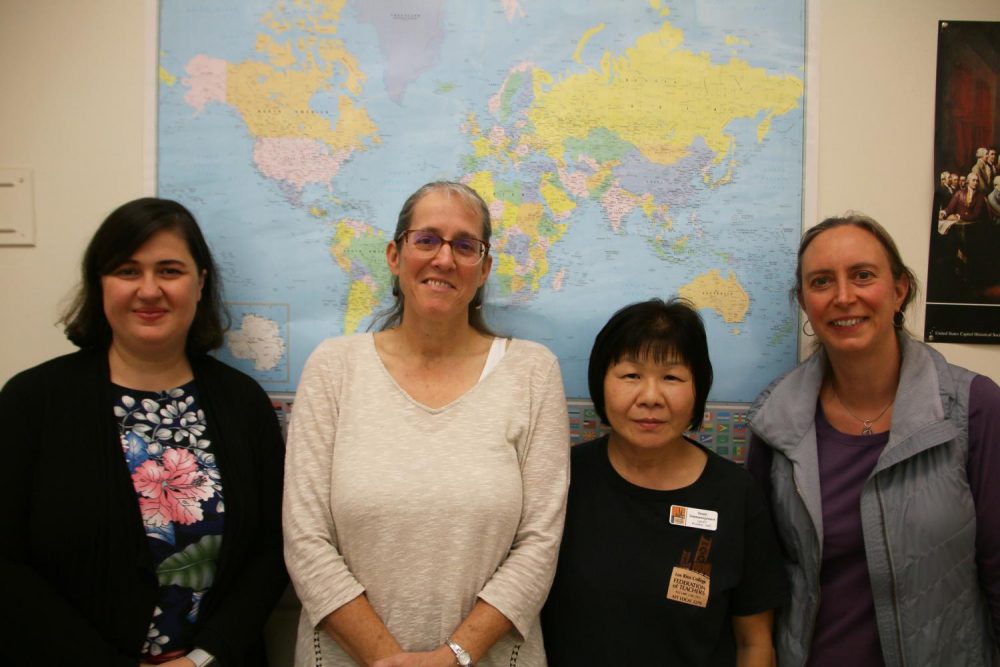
369, 181, 497, 335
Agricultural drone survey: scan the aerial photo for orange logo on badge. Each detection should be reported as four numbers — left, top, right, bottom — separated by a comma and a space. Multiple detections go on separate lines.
669, 504, 718, 531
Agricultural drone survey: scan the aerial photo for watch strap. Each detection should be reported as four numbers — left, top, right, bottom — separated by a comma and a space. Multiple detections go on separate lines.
445, 639, 473, 666
186, 648, 216, 667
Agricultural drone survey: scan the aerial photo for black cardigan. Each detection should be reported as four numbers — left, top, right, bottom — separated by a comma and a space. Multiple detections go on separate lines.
0, 349, 287, 666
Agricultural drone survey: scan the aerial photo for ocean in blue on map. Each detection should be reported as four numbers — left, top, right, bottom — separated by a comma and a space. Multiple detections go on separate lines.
157, 0, 805, 400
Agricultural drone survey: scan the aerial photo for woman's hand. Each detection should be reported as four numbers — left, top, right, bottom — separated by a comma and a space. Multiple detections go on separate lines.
318, 594, 403, 664
373, 645, 455, 667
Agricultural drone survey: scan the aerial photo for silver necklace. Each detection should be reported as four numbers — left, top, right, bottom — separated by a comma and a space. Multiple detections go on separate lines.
832, 388, 894, 435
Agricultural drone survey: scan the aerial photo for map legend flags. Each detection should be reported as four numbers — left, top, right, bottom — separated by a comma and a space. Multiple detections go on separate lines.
567, 399, 750, 462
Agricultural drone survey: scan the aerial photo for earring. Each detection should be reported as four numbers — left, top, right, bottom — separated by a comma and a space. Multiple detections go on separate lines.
802, 319, 815, 337
893, 310, 905, 328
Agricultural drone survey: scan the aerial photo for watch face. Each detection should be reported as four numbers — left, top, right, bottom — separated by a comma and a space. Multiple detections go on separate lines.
448, 641, 472, 666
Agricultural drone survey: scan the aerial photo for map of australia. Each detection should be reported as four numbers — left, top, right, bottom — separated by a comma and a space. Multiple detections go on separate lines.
158, 0, 806, 400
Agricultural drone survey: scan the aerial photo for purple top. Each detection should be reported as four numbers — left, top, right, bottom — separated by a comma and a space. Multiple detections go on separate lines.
748, 374, 1000, 664
808, 404, 887, 667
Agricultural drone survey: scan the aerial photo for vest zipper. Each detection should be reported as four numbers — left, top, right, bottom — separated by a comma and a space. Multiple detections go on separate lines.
875, 477, 907, 666
794, 481, 822, 660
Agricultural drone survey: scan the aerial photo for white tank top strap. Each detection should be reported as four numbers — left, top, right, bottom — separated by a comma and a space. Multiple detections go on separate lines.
478, 336, 509, 382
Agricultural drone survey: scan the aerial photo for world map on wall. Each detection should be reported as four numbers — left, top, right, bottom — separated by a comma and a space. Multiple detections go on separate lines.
158, 0, 806, 400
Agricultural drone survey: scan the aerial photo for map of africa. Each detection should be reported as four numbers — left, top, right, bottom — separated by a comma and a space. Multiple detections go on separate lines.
157, 0, 806, 400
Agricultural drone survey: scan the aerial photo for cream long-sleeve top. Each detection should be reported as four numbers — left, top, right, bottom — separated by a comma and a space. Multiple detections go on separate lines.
283, 334, 570, 666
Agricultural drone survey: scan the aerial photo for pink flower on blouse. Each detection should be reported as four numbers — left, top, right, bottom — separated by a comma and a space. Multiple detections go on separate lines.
133, 448, 214, 526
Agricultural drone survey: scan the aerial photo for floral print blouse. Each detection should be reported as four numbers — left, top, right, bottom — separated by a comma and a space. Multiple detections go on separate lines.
114, 381, 225, 661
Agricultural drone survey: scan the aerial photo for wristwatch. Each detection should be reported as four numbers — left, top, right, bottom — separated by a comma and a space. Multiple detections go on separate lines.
446, 639, 473, 666
186, 648, 216, 667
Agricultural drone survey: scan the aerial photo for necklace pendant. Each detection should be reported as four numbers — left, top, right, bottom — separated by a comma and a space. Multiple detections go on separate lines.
832, 387, 894, 438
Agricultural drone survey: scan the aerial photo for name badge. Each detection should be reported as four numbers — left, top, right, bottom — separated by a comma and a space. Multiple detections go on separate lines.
666, 566, 710, 607
669, 504, 718, 531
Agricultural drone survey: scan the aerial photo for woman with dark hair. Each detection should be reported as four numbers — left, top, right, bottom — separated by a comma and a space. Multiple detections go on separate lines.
283, 181, 569, 666
747, 213, 1000, 666
541, 298, 787, 666
0, 197, 287, 666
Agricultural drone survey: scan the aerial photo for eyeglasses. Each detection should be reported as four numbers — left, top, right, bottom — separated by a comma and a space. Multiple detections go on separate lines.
397, 229, 490, 265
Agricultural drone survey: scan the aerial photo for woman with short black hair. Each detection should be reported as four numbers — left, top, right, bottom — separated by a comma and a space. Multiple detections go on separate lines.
542, 298, 787, 666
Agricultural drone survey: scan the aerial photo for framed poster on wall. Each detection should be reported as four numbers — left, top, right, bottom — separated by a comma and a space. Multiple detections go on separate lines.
925, 20, 1000, 344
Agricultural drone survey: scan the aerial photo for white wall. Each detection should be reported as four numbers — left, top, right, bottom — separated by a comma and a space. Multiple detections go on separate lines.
813, 1, 1000, 376
1, 1, 146, 382
2, 0, 999, 384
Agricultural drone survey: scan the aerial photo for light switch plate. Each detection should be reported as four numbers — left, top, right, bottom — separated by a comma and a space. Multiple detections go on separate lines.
0, 168, 35, 246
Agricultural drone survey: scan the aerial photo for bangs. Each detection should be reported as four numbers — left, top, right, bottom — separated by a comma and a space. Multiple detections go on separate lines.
587, 298, 712, 431
613, 339, 688, 369
93, 218, 183, 277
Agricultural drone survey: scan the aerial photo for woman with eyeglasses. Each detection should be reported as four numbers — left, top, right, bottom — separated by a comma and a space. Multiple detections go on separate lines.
283, 181, 570, 667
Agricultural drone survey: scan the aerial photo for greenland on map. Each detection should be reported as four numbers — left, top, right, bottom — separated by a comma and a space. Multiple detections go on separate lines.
157, 0, 806, 400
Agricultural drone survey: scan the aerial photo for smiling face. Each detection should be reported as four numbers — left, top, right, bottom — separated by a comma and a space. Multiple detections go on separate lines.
603, 354, 696, 454
799, 225, 908, 360
386, 189, 492, 325
101, 229, 205, 358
